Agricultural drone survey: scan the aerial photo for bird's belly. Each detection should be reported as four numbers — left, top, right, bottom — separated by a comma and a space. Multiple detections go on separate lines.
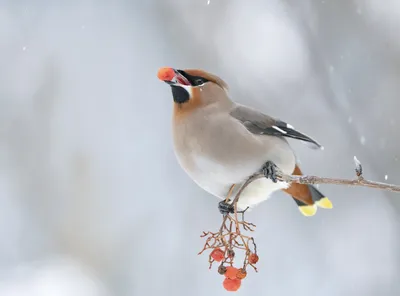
173, 116, 296, 210
235, 178, 290, 210
181, 153, 260, 198
187, 165, 290, 211
178, 146, 294, 211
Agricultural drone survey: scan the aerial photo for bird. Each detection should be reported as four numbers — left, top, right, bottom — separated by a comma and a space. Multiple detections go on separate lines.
157, 67, 333, 216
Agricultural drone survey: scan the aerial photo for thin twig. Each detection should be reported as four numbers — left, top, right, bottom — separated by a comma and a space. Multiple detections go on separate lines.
234, 156, 400, 194
278, 174, 400, 192
219, 173, 262, 233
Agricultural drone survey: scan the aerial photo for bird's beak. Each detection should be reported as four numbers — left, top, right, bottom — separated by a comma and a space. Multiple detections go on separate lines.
157, 67, 191, 86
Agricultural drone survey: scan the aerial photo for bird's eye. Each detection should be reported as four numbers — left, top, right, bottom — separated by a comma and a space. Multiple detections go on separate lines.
195, 78, 205, 85
192, 77, 208, 86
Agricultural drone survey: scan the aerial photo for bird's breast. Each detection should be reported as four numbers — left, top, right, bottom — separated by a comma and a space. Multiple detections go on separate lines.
172, 110, 296, 201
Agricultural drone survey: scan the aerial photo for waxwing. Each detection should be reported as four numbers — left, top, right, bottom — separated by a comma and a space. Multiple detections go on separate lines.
158, 67, 332, 216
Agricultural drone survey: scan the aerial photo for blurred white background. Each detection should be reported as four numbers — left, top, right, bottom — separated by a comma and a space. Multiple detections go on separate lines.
1, 0, 400, 295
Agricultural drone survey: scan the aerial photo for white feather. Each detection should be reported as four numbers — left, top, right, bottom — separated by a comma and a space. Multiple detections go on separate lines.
235, 178, 289, 211
272, 125, 287, 134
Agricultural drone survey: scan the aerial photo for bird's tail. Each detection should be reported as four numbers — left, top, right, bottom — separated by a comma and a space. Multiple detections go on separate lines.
282, 165, 333, 217
290, 185, 333, 216
308, 184, 333, 210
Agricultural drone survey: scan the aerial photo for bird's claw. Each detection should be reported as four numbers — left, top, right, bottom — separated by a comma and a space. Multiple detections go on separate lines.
218, 200, 234, 215
262, 161, 278, 183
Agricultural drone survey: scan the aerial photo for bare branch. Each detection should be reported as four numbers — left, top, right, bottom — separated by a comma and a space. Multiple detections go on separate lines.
278, 173, 400, 192
227, 156, 400, 193
219, 173, 262, 231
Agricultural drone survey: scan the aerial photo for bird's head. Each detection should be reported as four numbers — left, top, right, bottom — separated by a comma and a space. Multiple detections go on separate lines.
157, 67, 230, 115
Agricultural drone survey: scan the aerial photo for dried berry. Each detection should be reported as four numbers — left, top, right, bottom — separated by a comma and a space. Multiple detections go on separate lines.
227, 249, 235, 258
223, 278, 241, 291
210, 248, 225, 262
236, 268, 247, 279
218, 265, 227, 275
225, 266, 239, 280
248, 253, 259, 264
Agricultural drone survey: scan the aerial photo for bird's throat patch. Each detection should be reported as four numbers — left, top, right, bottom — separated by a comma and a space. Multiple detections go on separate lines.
172, 87, 203, 120
171, 85, 190, 104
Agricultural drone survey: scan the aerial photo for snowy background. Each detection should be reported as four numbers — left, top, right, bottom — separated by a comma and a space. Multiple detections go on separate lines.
1, 0, 400, 295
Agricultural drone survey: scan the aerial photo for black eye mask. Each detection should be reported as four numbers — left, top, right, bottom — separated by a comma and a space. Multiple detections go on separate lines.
177, 70, 209, 86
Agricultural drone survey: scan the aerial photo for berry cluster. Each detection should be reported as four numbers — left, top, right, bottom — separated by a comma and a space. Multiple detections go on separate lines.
199, 213, 258, 292
209, 247, 259, 291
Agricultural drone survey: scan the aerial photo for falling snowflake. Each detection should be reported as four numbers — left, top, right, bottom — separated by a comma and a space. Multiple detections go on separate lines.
207, 0, 210, 4
385, 175, 388, 180
360, 136, 366, 145
22, 46, 27, 51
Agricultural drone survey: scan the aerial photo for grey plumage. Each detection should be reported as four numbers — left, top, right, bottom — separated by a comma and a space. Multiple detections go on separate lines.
230, 104, 323, 149
161, 68, 324, 211
172, 100, 300, 210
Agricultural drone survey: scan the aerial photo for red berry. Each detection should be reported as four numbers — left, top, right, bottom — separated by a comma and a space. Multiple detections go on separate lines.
236, 268, 247, 279
249, 253, 259, 264
218, 265, 227, 275
223, 278, 241, 291
210, 248, 224, 262
225, 266, 239, 280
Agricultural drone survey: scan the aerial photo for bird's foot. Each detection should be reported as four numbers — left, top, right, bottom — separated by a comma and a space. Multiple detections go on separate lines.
218, 200, 234, 215
262, 161, 279, 183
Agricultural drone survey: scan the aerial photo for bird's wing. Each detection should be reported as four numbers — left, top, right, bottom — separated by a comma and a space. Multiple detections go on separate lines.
229, 104, 323, 150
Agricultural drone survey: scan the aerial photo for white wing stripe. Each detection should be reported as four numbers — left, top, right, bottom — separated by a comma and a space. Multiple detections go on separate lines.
272, 126, 287, 134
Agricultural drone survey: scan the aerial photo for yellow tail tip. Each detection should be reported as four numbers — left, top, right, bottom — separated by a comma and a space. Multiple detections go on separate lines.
316, 197, 333, 209
298, 204, 317, 217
